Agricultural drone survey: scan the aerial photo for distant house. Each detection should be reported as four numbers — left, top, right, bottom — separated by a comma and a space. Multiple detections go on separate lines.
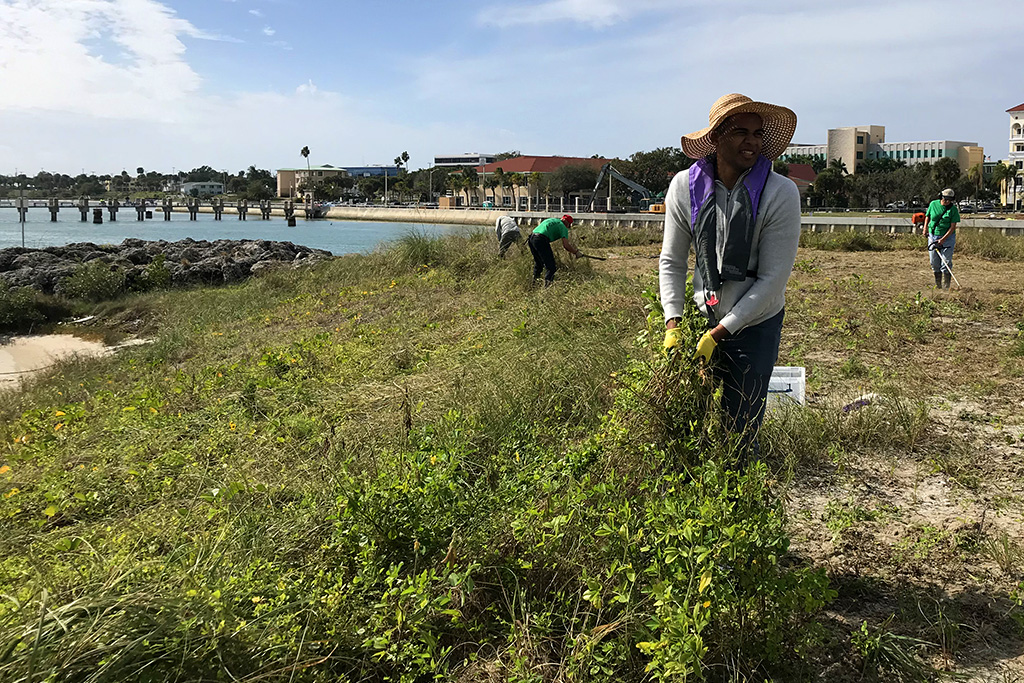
181, 181, 224, 197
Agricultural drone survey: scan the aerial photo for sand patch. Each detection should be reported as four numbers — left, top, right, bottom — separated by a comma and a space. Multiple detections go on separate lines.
0, 335, 116, 388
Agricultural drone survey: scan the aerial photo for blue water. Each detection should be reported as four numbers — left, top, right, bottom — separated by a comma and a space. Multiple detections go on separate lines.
0, 209, 470, 255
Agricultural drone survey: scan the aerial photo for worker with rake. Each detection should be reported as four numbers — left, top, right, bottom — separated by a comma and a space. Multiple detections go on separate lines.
660, 93, 802, 458
923, 188, 960, 290
528, 214, 581, 286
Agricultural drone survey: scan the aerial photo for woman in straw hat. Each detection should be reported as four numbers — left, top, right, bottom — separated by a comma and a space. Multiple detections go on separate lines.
660, 93, 802, 460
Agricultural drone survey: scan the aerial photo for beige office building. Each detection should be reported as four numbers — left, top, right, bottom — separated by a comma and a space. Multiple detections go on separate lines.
783, 125, 982, 174
276, 165, 351, 198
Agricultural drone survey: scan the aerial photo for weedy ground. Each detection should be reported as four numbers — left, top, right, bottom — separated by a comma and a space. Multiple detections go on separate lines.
0, 226, 1022, 682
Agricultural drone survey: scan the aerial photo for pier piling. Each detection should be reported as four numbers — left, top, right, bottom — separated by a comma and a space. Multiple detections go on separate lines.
77, 198, 89, 221
48, 198, 59, 222
107, 199, 119, 221
92, 208, 103, 224
162, 198, 172, 221
238, 199, 248, 221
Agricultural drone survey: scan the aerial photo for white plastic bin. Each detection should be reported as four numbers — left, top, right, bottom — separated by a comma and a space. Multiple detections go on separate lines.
767, 366, 805, 406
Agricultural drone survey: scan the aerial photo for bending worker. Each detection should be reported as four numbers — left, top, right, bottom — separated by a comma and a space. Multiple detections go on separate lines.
495, 214, 522, 258
923, 188, 959, 290
659, 93, 802, 457
528, 214, 580, 286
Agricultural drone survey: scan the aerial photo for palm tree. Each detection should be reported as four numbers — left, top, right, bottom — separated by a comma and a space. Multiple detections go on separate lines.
966, 163, 983, 201
300, 146, 311, 198
509, 172, 525, 209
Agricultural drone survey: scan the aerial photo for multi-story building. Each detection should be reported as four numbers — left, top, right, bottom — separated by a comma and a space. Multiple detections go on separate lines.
433, 153, 497, 168
276, 165, 358, 198
782, 125, 983, 174
1002, 102, 1024, 209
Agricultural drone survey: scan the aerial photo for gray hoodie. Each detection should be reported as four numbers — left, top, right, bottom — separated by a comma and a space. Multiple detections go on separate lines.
658, 167, 801, 333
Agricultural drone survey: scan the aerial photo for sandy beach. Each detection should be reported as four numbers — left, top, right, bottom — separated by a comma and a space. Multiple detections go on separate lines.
0, 335, 109, 387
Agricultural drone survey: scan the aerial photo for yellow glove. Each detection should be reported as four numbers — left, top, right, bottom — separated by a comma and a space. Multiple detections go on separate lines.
694, 331, 717, 362
663, 327, 683, 355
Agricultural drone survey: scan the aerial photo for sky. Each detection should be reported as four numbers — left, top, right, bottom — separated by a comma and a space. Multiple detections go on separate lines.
0, 0, 1020, 177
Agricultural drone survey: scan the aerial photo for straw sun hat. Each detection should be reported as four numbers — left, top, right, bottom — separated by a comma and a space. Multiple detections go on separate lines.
681, 93, 797, 161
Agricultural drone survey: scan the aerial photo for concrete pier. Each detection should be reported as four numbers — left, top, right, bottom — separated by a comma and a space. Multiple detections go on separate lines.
107, 199, 119, 221
162, 198, 173, 221
77, 198, 89, 221
187, 198, 199, 221
47, 198, 59, 222
237, 199, 248, 221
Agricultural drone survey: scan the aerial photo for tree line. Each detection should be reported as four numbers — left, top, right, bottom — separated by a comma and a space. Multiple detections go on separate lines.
0, 166, 276, 201
783, 154, 1015, 209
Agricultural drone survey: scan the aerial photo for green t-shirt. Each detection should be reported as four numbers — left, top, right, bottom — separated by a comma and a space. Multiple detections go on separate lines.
926, 199, 960, 236
533, 217, 569, 241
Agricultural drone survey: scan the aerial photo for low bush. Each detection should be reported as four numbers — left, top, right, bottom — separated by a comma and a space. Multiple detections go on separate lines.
58, 260, 127, 302
0, 281, 72, 333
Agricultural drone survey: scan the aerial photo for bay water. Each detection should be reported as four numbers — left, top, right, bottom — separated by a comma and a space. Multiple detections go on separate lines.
0, 209, 471, 255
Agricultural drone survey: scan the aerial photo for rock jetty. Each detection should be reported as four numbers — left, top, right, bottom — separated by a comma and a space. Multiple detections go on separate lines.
0, 239, 333, 294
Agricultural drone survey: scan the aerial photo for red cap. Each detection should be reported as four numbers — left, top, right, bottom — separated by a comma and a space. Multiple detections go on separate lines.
561, 214, 574, 227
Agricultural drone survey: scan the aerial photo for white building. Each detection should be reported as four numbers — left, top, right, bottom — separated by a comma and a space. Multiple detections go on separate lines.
433, 153, 497, 168
181, 181, 225, 196
1004, 102, 1024, 209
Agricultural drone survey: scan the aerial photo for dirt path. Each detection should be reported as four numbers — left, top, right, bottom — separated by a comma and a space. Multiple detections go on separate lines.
597, 243, 1024, 681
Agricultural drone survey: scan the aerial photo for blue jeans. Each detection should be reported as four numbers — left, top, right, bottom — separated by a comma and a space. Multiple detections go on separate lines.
928, 233, 955, 273
711, 308, 784, 461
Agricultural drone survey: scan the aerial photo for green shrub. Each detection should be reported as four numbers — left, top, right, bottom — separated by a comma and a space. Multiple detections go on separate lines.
0, 281, 45, 331
59, 260, 127, 302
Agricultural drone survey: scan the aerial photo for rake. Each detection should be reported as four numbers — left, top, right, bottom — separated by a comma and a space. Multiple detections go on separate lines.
928, 242, 961, 289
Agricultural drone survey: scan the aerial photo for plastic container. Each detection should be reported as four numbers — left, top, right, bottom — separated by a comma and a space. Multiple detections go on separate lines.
767, 366, 805, 406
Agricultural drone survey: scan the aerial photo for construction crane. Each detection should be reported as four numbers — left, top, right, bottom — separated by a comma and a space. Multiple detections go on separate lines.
587, 163, 663, 213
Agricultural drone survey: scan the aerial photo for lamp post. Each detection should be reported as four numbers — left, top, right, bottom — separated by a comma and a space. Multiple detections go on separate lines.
16, 181, 25, 248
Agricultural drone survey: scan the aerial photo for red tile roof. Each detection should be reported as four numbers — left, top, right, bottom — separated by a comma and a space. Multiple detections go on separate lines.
786, 163, 817, 183
1007, 103, 1024, 112
476, 156, 608, 174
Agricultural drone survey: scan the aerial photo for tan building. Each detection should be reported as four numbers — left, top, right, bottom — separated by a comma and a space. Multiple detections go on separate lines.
276, 165, 351, 198
784, 125, 982, 174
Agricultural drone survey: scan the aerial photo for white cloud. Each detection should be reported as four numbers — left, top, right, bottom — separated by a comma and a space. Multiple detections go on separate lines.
249, 9, 263, 17
478, 0, 678, 27
0, 0, 203, 121
262, 25, 275, 36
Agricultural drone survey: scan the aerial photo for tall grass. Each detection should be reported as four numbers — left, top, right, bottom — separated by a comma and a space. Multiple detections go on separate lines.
800, 229, 1024, 261
0, 233, 834, 681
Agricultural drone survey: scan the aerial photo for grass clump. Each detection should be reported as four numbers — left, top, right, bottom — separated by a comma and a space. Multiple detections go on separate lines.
0, 233, 834, 682
57, 260, 127, 302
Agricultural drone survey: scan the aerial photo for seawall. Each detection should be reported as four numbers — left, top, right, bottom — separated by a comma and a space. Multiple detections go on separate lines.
167, 206, 1024, 237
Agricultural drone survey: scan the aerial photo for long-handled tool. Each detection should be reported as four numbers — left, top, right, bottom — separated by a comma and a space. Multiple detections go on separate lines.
928, 242, 961, 289
577, 253, 606, 261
